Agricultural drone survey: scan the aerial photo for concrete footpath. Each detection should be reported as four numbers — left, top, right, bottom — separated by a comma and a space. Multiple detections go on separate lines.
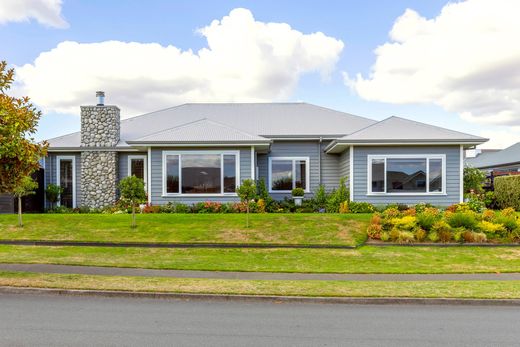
1, 263, 519, 281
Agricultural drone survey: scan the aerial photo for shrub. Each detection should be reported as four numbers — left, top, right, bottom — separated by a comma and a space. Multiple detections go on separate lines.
339, 201, 349, 213
403, 208, 416, 216
326, 177, 349, 212
413, 227, 427, 242
462, 230, 475, 243
431, 220, 452, 243
477, 220, 506, 236
474, 232, 487, 243
494, 212, 518, 232
380, 232, 390, 242
398, 231, 415, 244
45, 184, 62, 209
257, 199, 266, 213
366, 223, 382, 239
416, 210, 439, 231
348, 202, 375, 213
311, 184, 328, 212
143, 205, 161, 214
291, 187, 305, 197
463, 166, 486, 194
483, 191, 498, 209
382, 207, 400, 219
391, 216, 417, 231
445, 211, 478, 229
414, 203, 435, 213
428, 231, 439, 242
465, 193, 485, 212
389, 228, 401, 241
494, 175, 520, 210
482, 209, 495, 221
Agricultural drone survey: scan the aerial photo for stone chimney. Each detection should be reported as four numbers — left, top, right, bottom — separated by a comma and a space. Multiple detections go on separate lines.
80, 91, 120, 209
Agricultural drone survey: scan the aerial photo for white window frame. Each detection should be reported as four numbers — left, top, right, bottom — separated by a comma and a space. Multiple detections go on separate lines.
162, 150, 240, 197
268, 157, 310, 193
367, 154, 446, 196
56, 155, 76, 208
127, 155, 147, 188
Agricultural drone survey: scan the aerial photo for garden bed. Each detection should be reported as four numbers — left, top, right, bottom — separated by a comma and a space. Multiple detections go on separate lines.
367, 203, 520, 244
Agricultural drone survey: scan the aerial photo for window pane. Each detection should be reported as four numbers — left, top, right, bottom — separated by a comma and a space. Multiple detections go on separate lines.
182, 154, 221, 194
223, 155, 236, 193
429, 159, 443, 192
371, 159, 385, 192
166, 155, 179, 193
271, 160, 292, 191
59, 159, 73, 208
295, 160, 306, 189
387, 158, 427, 193
130, 159, 144, 180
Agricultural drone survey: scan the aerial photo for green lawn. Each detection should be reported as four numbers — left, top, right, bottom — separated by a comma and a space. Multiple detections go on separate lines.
1, 245, 519, 274
0, 271, 518, 299
0, 214, 370, 246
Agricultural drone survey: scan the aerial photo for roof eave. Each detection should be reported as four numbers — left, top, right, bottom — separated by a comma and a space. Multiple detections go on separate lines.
325, 139, 488, 154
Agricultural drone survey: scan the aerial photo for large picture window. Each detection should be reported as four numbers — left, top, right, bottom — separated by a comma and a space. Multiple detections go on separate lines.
368, 155, 445, 195
163, 151, 239, 195
269, 157, 309, 192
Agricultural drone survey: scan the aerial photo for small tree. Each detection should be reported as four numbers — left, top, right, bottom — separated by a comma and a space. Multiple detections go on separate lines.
45, 184, 62, 209
464, 166, 486, 194
118, 175, 146, 228
236, 179, 256, 228
13, 175, 38, 227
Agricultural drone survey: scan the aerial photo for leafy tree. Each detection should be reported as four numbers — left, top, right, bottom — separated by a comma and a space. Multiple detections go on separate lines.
119, 176, 146, 228
464, 167, 486, 194
236, 179, 256, 228
0, 61, 48, 194
256, 178, 274, 211
312, 184, 328, 211
13, 176, 38, 227
45, 184, 62, 209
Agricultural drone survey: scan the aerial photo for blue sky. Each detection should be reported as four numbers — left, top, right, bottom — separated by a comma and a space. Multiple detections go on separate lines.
1, 0, 519, 148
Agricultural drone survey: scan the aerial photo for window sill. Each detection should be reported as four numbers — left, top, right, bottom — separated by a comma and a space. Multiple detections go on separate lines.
366, 193, 447, 196
161, 193, 239, 198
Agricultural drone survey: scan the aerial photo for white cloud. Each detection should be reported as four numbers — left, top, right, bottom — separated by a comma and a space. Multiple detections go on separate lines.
479, 128, 520, 149
0, 0, 68, 28
14, 8, 344, 116
345, 0, 520, 127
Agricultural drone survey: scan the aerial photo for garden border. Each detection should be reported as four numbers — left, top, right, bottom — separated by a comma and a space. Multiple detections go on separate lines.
365, 241, 520, 247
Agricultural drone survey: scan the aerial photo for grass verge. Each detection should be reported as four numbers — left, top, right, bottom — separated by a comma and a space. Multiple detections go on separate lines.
0, 214, 370, 246
0, 271, 519, 299
1, 245, 520, 274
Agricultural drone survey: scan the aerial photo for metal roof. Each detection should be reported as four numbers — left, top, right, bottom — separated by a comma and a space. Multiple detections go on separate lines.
46, 104, 486, 150
128, 118, 270, 144
466, 142, 520, 169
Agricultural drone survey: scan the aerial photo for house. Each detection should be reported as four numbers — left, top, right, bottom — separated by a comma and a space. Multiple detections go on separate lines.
44, 92, 487, 209
466, 142, 520, 173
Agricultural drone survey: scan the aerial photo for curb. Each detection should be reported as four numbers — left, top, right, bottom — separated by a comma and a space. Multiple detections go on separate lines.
1, 286, 519, 306
0, 240, 356, 249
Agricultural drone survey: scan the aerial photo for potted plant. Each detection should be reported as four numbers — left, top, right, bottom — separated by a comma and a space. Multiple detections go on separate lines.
291, 187, 305, 206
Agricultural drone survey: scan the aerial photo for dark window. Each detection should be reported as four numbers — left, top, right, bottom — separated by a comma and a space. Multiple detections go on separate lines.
387, 158, 427, 193
371, 159, 385, 192
166, 155, 179, 193
295, 160, 307, 189
181, 154, 221, 194
59, 159, 73, 208
223, 155, 236, 193
271, 160, 293, 191
130, 158, 145, 180
429, 159, 443, 192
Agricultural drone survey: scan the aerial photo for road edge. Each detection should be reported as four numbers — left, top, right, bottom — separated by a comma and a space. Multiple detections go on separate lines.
1, 286, 519, 306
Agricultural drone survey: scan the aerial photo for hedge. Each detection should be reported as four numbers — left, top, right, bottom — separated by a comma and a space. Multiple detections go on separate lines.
494, 175, 520, 210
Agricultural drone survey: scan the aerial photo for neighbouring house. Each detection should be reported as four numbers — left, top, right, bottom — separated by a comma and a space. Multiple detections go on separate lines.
466, 142, 520, 173
44, 92, 487, 209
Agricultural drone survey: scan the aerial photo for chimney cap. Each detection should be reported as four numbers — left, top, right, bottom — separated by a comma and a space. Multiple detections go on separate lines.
96, 91, 105, 106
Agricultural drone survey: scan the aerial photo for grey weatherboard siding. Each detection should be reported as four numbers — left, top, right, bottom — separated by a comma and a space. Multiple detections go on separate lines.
257, 141, 344, 199
44, 153, 82, 208
352, 145, 461, 206
149, 147, 252, 205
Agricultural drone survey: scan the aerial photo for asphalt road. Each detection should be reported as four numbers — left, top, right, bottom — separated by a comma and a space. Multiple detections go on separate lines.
0, 293, 519, 346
